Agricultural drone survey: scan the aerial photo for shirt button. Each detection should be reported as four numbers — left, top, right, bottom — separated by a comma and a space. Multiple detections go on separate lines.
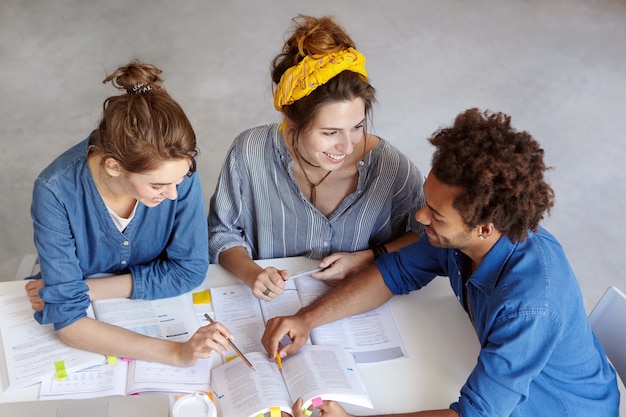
123, 241, 129, 246
323, 242, 329, 247
457, 295, 461, 301
121, 260, 127, 265
358, 160, 364, 166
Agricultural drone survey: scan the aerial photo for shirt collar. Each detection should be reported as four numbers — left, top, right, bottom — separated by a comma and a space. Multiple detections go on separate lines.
470, 233, 523, 294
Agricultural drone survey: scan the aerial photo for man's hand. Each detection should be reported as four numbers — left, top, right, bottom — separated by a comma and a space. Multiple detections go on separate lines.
291, 398, 353, 417
262, 314, 312, 359
24, 279, 44, 311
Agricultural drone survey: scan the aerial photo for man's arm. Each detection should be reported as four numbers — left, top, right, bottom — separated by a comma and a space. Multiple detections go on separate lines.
262, 262, 394, 358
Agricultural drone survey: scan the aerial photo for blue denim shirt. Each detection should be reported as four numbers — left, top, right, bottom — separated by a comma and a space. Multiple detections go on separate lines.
376, 228, 619, 417
31, 137, 209, 330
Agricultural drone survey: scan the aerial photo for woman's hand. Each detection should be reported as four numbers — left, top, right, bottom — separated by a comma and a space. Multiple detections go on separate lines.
24, 279, 44, 311
251, 267, 289, 300
310, 250, 374, 285
291, 398, 353, 417
179, 321, 233, 366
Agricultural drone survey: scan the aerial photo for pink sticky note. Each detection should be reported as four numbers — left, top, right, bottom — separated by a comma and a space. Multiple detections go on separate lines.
312, 397, 323, 407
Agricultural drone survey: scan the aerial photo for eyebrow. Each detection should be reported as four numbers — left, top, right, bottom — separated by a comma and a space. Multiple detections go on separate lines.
426, 202, 445, 218
320, 118, 366, 131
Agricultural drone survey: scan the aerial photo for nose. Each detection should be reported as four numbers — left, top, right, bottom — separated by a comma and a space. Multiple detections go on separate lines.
415, 205, 429, 226
337, 133, 354, 155
162, 183, 178, 200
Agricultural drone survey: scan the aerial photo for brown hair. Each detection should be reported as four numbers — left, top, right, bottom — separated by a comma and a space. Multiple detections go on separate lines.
429, 108, 555, 242
271, 15, 376, 144
92, 60, 197, 175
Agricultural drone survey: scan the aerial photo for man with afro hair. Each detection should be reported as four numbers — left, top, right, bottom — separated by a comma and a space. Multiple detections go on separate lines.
263, 108, 620, 417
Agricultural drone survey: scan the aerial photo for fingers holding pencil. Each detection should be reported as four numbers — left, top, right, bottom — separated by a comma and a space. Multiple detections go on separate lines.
180, 318, 233, 366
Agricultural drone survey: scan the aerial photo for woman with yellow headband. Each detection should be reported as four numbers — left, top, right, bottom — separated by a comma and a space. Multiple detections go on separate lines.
208, 15, 425, 300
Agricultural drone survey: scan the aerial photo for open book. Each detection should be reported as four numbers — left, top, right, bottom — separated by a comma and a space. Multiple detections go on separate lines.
211, 345, 373, 417
0, 285, 105, 390
38, 357, 211, 400
211, 275, 407, 363
35, 293, 211, 399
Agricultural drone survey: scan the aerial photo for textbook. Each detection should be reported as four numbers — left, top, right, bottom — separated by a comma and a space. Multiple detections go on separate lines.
211, 344, 373, 417
39, 357, 211, 400
0, 283, 206, 394
210, 274, 407, 364
0, 286, 105, 390
37, 293, 211, 399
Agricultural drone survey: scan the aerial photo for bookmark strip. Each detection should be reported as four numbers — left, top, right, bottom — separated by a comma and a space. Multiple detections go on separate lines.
303, 409, 313, 416
270, 406, 281, 417
54, 361, 67, 380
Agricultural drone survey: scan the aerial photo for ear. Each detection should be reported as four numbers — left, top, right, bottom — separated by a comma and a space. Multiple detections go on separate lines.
103, 158, 123, 178
478, 223, 496, 239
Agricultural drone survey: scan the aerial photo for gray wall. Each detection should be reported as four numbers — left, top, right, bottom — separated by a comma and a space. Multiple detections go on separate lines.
1, 0, 625, 312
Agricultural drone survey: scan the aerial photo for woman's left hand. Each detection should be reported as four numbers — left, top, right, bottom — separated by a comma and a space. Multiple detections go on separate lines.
309, 250, 374, 285
24, 279, 45, 311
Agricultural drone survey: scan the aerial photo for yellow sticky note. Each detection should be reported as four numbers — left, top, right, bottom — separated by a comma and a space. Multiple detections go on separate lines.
107, 355, 118, 365
192, 289, 211, 304
303, 409, 313, 416
54, 361, 67, 380
225, 355, 238, 363
270, 406, 281, 417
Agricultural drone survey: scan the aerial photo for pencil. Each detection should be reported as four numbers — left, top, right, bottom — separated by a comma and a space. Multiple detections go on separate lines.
275, 352, 283, 373
204, 313, 256, 371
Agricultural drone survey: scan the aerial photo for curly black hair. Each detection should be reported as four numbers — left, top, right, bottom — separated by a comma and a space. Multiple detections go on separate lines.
429, 108, 555, 242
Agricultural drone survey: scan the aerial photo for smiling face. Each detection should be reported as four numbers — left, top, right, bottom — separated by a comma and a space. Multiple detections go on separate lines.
295, 98, 366, 170
415, 172, 477, 249
112, 158, 191, 207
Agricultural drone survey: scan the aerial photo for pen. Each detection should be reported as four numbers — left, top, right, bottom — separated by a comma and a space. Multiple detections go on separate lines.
288, 267, 326, 280
204, 313, 256, 371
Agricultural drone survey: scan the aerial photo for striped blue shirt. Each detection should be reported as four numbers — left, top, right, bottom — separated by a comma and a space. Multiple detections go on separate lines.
208, 123, 424, 262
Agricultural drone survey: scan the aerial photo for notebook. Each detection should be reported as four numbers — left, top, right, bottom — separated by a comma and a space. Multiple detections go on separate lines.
0, 394, 170, 417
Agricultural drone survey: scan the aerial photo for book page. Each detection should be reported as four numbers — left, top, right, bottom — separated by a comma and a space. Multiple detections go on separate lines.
39, 362, 128, 400
126, 358, 211, 394
295, 276, 408, 363
91, 293, 200, 342
211, 352, 292, 417
0, 291, 105, 389
211, 284, 266, 355
281, 345, 373, 411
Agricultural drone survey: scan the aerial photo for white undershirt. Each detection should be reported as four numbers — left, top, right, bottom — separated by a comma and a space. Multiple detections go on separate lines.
106, 202, 137, 232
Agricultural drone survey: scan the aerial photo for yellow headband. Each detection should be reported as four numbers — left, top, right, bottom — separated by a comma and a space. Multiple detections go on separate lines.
273, 47, 368, 112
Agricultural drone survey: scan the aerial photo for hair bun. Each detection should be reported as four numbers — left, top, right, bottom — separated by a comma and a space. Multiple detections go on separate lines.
103, 59, 164, 94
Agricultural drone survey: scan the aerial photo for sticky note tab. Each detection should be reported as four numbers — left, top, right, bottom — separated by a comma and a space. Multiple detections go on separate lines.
270, 407, 281, 417
193, 289, 211, 304
54, 361, 67, 380
312, 397, 323, 407
225, 355, 239, 363
122, 357, 133, 362
107, 355, 118, 364
254, 414, 263, 417
303, 409, 312, 416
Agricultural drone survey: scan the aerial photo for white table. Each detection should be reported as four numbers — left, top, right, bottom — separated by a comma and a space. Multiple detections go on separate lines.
2, 256, 624, 415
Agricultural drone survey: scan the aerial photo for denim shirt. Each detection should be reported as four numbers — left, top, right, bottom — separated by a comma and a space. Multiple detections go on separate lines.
31, 137, 209, 330
376, 228, 619, 417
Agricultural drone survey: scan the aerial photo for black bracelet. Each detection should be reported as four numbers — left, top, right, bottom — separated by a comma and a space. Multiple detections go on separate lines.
371, 243, 388, 260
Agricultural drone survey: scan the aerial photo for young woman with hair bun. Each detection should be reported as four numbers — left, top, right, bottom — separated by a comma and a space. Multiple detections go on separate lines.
25, 60, 232, 367
209, 15, 425, 300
